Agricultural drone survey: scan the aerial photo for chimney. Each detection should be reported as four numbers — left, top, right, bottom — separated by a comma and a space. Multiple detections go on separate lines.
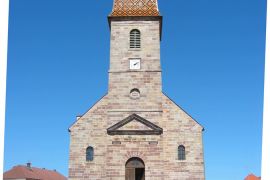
26, 162, 31, 169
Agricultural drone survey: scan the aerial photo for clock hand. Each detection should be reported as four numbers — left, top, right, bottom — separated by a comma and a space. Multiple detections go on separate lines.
134, 62, 138, 65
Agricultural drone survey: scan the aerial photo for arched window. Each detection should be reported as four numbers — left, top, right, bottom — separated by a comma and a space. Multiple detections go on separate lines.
178, 145, 186, 160
86, 146, 94, 161
130, 29, 141, 48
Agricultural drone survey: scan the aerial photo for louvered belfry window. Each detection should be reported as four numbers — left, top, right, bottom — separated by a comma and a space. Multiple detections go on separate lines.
178, 145, 186, 160
130, 29, 141, 48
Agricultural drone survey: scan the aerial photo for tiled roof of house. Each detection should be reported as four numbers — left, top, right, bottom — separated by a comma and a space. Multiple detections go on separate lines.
3, 164, 67, 180
245, 174, 261, 180
110, 0, 160, 17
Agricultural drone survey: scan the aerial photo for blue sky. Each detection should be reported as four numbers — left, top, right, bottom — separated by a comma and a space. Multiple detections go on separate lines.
4, 0, 266, 179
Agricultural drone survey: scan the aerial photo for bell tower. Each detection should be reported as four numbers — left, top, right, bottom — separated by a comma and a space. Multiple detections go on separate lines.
108, 0, 163, 111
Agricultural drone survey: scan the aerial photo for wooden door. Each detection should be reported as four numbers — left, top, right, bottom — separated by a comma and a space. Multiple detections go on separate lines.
125, 167, 135, 180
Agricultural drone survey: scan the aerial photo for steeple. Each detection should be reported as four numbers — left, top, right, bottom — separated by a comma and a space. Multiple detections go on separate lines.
110, 0, 160, 17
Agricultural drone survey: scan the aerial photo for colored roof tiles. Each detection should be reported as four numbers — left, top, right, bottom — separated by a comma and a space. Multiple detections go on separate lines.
245, 174, 261, 180
110, 0, 160, 17
3, 164, 67, 180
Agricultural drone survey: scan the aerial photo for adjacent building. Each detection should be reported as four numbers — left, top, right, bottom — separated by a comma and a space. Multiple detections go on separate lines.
245, 174, 261, 180
68, 0, 205, 179
3, 163, 66, 180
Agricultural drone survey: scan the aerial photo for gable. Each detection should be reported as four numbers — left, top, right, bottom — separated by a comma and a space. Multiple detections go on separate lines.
107, 114, 163, 135
69, 94, 108, 132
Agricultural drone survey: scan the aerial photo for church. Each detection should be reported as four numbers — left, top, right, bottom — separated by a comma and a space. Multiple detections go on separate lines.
68, 0, 205, 179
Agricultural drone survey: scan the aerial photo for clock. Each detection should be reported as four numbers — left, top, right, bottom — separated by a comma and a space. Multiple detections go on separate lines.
129, 59, 141, 70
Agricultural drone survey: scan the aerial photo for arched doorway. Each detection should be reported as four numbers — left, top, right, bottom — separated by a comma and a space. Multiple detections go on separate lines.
125, 157, 145, 180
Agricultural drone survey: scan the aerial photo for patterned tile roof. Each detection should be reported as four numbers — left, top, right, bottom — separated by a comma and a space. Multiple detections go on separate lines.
110, 0, 160, 17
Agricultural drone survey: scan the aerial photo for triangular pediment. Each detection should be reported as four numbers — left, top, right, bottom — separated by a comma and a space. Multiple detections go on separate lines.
118, 120, 153, 131
107, 114, 163, 135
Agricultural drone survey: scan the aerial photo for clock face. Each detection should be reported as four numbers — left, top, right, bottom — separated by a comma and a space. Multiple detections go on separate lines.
130, 59, 141, 70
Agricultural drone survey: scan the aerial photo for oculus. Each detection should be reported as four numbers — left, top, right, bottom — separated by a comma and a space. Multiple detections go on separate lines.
130, 88, 140, 99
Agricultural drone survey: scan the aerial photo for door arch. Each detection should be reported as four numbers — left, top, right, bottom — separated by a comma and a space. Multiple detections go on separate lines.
125, 157, 145, 180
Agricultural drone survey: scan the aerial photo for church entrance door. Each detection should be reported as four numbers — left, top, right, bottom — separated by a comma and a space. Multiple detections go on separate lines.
125, 157, 145, 180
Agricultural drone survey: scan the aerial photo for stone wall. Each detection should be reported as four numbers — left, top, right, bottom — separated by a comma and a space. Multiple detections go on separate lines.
69, 94, 205, 180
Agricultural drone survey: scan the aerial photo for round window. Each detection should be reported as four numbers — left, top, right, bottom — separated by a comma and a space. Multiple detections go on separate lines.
130, 89, 140, 99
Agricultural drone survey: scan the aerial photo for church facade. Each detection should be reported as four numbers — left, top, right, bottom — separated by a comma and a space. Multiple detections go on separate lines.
68, 0, 205, 179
